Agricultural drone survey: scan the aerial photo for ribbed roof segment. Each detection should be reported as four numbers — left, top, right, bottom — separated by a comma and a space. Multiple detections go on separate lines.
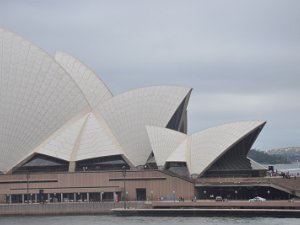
0, 29, 90, 173
100, 86, 192, 166
0, 28, 267, 177
146, 126, 187, 167
55, 51, 113, 111
148, 121, 266, 176
37, 113, 89, 161
188, 121, 266, 175
75, 112, 124, 161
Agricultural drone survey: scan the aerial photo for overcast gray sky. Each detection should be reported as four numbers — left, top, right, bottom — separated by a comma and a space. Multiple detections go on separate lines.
0, 0, 299, 150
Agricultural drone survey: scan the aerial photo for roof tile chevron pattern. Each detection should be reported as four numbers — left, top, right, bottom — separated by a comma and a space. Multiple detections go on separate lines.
147, 121, 266, 176
55, 51, 113, 111
0, 29, 91, 172
0, 28, 191, 172
0, 28, 267, 177
100, 86, 192, 166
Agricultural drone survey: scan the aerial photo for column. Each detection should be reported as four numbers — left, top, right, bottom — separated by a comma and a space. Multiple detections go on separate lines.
113, 192, 116, 202
22, 194, 25, 204
61, 193, 63, 202
87, 193, 89, 202
48, 193, 50, 203
74, 193, 76, 202
35, 193, 38, 203
9, 195, 12, 204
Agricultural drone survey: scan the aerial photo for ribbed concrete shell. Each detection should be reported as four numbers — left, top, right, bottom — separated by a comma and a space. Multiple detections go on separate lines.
74, 113, 124, 161
100, 86, 192, 166
146, 126, 187, 167
21, 112, 124, 163
36, 113, 89, 161
0, 28, 267, 178
54, 52, 125, 163
187, 121, 266, 176
148, 121, 266, 176
54, 51, 113, 111
0, 29, 90, 173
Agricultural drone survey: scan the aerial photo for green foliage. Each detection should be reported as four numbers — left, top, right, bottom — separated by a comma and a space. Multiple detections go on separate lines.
248, 149, 290, 164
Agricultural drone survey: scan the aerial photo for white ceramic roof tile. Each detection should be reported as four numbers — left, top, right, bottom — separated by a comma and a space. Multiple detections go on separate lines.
36, 114, 89, 161
164, 121, 266, 175
75, 113, 124, 161
15, 111, 124, 165
166, 139, 189, 163
146, 126, 187, 167
0, 28, 267, 175
100, 86, 192, 166
189, 121, 266, 175
0, 29, 90, 172
55, 52, 113, 110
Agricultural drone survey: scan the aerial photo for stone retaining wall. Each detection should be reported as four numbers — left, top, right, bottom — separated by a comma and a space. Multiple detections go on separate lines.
0, 201, 147, 216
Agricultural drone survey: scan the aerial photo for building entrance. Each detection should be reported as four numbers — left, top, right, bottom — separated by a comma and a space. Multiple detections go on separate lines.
136, 188, 146, 201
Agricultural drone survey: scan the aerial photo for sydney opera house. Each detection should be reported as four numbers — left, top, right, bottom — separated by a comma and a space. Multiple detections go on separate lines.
0, 28, 296, 204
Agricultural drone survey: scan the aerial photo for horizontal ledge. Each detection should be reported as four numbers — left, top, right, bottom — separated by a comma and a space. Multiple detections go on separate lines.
0, 179, 57, 184
109, 177, 166, 181
10, 185, 120, 191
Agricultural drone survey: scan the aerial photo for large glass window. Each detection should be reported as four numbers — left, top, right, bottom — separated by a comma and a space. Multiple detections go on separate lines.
13, 154, 69, 173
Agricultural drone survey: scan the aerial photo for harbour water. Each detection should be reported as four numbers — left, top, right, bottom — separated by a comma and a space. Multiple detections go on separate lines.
0, 215, 299, 225
272, 162, 300, 176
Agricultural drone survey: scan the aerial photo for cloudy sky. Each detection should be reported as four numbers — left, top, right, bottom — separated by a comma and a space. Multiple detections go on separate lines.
0, 0, 299, 150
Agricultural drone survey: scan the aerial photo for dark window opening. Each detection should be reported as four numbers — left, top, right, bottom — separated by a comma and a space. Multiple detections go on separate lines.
165, 162, 189, 177
196, 186, 294, 200
136, 188, 146, 201
75, 155, 130, 171
102, 192, 114, 202
13, 154, 69, 174
145, 152, 158, 169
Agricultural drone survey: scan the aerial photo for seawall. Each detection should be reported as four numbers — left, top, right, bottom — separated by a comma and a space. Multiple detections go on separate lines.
0, 202, 146, 216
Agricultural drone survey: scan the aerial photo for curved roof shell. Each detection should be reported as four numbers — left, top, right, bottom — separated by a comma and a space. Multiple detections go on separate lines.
148, 121, 266, 176
100, 86, 192, 166
146, 126, 187, 167
55, 51, 113, 111
0, 29, 90, 173
188, 121, 266, 175
29, 112, 124, 161
0, 28, 267, 177
36, 113, 89, 161
0, 29, 191, 172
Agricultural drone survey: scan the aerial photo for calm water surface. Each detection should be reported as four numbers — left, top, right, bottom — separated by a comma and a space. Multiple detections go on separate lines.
0, 216, 299, 225
273, 162, 300, 175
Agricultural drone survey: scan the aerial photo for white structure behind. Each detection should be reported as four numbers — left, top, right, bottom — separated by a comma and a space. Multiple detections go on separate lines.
189, 121, 266, 175
148, 121, 266, 176
75, 112, 124, 161
146, 126, 187, 167
100, 86, 192, 166
37, 114, 89, 161
0, 28, 266, 177
55, 51, 113, 111
0, 29, 90, 172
